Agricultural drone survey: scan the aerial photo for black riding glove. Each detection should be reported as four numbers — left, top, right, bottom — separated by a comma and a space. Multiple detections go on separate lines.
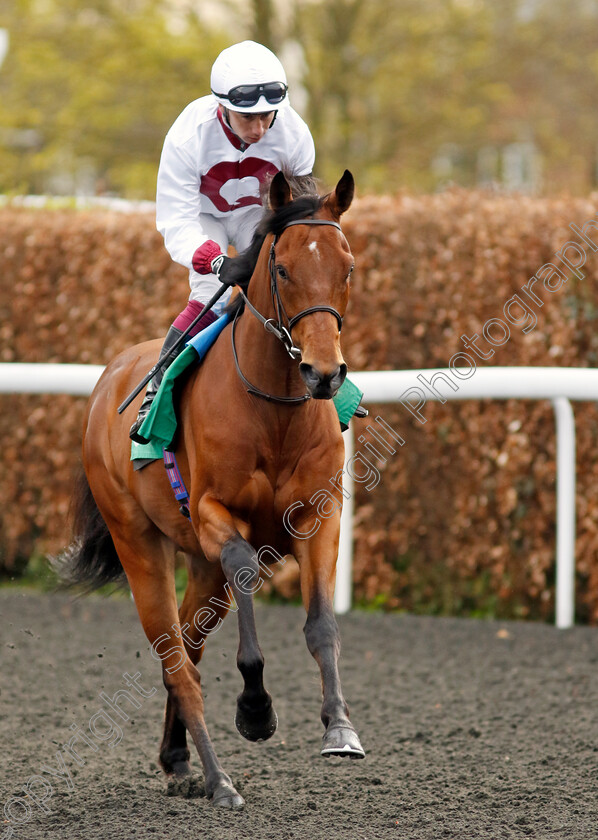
211, 254, 236, 287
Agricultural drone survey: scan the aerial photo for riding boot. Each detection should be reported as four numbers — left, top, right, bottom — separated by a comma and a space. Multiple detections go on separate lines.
129, 325, 185, 444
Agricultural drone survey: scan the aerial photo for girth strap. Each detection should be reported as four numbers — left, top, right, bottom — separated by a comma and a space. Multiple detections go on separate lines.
163, 449, 191, 519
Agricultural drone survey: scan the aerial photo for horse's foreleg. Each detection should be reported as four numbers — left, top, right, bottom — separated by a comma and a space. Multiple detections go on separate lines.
109, 529, 244, 807
198, 498, 277, 742
222, 535, 278, 742
160, 555, 230, 779
293, 517, 365, 758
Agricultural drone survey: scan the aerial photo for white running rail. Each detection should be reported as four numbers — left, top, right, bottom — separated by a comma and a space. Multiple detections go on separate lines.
1, 364, 594, 629
0, 363, 104, 395
335, 367, 598, 629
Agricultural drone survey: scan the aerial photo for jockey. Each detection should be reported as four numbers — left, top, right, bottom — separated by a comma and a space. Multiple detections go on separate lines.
130, 40, 316, 443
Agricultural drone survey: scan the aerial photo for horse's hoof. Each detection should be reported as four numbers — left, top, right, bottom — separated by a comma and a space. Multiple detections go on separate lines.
321, 724, 365, 759
170, 760, 192, 778
235, 697, 278, 742
211, 782, 245, 809
159, 746, 191, 777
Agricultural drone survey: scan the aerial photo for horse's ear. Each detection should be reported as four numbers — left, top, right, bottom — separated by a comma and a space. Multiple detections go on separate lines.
270, 171, 292, 209
327, 169, 354, 218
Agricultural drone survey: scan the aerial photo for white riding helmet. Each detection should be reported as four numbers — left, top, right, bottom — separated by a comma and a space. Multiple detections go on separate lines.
210, 41, 289, 114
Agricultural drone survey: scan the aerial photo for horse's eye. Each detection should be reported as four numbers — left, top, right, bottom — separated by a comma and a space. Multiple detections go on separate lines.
347, 264, 355, 280
276, 265, 289, 281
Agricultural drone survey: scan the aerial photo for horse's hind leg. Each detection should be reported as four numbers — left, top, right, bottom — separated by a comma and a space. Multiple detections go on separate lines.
293, 518, 365, 758
199, 498, 277, 742
159, 555, 230, 779
109, 527, 244, 808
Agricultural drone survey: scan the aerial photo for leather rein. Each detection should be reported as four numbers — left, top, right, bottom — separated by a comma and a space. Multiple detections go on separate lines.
231, 218, 345, 405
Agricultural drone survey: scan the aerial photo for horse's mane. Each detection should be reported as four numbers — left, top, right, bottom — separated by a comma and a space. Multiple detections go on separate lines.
224, 186, 324, 319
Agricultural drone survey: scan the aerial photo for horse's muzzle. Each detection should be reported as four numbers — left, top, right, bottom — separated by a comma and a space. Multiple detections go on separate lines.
299, 362, 347, 399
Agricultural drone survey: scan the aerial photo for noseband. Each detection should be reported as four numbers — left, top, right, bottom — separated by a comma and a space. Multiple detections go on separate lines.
232, 218, 345, 405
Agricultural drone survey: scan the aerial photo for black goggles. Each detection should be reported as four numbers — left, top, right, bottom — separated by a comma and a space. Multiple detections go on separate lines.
212, 82, 288, 108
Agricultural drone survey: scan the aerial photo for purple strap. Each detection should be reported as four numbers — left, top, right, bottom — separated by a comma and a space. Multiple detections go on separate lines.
163, 449, 191, 519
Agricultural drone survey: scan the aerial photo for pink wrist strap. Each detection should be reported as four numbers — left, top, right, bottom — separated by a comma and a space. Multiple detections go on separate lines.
192, 240, 223, 275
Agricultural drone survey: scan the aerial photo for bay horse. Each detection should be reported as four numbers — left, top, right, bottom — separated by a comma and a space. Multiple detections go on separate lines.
64, 170, 364, 809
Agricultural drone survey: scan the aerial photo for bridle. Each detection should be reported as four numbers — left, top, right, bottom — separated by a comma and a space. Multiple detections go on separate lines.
232, 218, 346, 405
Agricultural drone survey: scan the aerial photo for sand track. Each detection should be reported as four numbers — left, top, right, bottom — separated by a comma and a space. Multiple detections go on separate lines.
1, 591, 597, 839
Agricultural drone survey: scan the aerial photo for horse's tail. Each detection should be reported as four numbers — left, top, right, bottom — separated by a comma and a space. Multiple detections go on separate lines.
53, 467, 126, 591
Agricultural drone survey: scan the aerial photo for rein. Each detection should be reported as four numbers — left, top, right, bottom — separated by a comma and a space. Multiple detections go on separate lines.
232, 218, 345, 405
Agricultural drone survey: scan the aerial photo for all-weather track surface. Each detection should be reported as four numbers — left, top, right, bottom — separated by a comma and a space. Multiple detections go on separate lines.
1, 591, 597, 840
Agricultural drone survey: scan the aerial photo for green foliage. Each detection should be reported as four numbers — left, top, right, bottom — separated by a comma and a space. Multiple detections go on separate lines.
0, 0, 228, 196
174, 563, 188, 604
292, 0, 598, 193
0, 551, 58, 590
1, 0, 597, 196
360, 553, 526, 621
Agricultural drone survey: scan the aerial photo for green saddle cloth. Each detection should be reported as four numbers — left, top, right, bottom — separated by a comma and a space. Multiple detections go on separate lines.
130, 343, 199, 461
333, 376, 364, 432
131, 336, 364, 461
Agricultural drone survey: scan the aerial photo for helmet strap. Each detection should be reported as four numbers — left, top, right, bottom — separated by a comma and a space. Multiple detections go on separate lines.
221, 106, 234, 131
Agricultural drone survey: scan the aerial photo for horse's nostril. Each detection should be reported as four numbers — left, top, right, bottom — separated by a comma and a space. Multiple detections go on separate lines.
299, 363, 347, 397
329, 365, 342, 385
327, 365, 347, 388
299, 363, 319, 388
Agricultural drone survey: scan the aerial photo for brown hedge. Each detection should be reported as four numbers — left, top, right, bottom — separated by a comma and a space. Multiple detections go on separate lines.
2, 190, 598, 621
